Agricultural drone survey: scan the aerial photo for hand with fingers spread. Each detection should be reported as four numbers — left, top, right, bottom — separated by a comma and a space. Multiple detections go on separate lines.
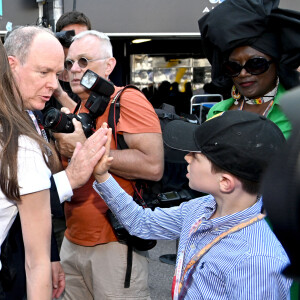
93, 123, 113, 183
65, 126, 109, 190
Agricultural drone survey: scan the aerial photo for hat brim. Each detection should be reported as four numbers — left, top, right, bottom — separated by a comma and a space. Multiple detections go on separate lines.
163, 120, 200, 152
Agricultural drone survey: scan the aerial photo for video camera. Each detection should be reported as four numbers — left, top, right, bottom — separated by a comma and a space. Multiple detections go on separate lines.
55, 30, 75, 48
44, 70, 115, 137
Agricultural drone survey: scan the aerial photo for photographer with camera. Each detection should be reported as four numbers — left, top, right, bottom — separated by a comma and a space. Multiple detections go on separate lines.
53, 30, 164, 299
43, 11, 92, 114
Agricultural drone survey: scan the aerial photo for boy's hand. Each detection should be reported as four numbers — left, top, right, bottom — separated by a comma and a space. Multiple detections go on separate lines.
93, 124, 113, 183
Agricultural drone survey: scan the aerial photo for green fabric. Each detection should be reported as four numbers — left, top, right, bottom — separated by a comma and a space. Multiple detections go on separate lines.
207, 84, 292, 139
291, 282, 299, 300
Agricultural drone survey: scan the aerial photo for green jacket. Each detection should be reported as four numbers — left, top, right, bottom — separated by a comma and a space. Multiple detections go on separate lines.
207, 84, 292, 139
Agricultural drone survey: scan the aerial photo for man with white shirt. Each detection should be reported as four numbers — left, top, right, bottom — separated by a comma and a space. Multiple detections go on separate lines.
3, 25, 104, 299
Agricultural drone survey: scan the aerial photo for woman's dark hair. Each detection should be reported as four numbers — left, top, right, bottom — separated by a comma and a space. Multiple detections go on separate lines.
210, 161, 259, 195
0, 41, 58, 201
56, 11, 91, 32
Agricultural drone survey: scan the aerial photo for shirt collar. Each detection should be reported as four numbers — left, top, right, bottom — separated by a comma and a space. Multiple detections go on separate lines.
199, 197, 263, 234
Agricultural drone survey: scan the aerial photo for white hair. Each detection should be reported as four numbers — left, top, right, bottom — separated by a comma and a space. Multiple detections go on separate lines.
72, 30, 113, 57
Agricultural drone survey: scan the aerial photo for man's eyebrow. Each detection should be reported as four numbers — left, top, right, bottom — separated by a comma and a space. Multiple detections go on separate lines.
37, 66, 63, 73
35, 66, 53, 72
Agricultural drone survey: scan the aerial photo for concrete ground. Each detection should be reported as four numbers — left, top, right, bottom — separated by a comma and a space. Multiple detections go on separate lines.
148, 239, 177, 300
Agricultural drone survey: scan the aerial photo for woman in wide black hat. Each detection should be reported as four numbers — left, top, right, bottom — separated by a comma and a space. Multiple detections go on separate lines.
198, 0, 300, 139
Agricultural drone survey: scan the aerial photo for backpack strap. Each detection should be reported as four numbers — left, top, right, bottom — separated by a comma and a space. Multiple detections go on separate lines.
107, 84, 145, 289
108, 85, 140, 150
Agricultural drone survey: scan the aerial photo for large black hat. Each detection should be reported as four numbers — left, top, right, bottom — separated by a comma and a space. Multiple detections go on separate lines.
198, 0, 300, 90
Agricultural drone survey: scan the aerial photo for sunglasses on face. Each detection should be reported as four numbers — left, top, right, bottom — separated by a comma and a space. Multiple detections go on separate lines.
222, 57, 274, 77
64, 57, 107, 71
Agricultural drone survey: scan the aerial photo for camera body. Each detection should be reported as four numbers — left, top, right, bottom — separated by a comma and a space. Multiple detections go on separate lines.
43, 70, 115, 137
55, 30, 75, 48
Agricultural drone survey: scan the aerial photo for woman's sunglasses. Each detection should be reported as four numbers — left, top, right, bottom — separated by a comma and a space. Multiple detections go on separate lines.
222, 57, 274, 77
64, 57, 107, 71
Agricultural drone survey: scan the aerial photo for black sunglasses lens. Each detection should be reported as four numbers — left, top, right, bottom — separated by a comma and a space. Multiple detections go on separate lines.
224, 58, 271, 77
223, 61, 242, 77
245, 58, 269, 75
78, 57, 88, 68
65, 58, 89, 70
65, 60, 73, 70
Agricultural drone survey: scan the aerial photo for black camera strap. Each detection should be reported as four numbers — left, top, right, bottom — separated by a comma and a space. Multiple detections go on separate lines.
108, 85, 140, 149
72, 99, 82, 115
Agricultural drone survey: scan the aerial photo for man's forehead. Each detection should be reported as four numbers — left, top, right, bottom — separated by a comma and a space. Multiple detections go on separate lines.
23, 35, 64, 71
68, 36, 100, 59
28, 33, 63, 56
31, 32, 59, 47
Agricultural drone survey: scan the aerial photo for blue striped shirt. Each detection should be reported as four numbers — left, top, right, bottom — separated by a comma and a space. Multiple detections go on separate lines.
93, 176, 292, 299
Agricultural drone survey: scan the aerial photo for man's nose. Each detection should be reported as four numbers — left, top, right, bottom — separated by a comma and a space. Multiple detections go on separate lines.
47, 74, 59, 90
70, 60, 82, 72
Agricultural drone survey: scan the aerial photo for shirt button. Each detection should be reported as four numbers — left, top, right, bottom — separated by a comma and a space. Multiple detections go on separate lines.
191, 244, 196, 250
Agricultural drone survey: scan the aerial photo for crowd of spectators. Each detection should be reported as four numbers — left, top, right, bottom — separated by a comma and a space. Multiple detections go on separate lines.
0, 0, 300, 299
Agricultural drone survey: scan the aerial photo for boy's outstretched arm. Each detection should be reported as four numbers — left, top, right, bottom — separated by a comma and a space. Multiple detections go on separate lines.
92, 124, 183, 241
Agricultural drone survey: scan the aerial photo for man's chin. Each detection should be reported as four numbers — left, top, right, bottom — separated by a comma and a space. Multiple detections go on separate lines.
24, 102, 45, 111
29, 102, 47, 111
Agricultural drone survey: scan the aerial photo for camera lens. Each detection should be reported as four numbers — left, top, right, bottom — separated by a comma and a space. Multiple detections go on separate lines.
44, 108, 74, 133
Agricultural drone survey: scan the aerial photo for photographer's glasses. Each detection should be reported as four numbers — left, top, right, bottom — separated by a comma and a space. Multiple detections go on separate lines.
64, 57, 108, 71
222, 57, 274, 77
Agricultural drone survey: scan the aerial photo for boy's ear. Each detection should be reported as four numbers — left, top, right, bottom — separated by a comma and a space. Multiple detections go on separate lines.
219, 173, 236, 193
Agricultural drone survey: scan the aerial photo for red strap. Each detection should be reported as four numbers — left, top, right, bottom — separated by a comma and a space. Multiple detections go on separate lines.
171, 275, 176, 299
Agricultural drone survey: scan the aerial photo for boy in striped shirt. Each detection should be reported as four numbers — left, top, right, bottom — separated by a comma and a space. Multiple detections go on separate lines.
93, 110, 292, 299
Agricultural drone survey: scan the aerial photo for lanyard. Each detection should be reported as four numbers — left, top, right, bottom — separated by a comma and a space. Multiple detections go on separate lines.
172, 213, 266, 300
27, 110, 49, 142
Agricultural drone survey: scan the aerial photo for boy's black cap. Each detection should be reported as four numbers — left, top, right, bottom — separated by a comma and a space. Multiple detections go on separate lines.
163, 110, 285, 182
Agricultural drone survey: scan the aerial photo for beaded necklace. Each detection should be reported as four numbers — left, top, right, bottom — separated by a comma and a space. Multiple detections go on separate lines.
238, 99, 274, 117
